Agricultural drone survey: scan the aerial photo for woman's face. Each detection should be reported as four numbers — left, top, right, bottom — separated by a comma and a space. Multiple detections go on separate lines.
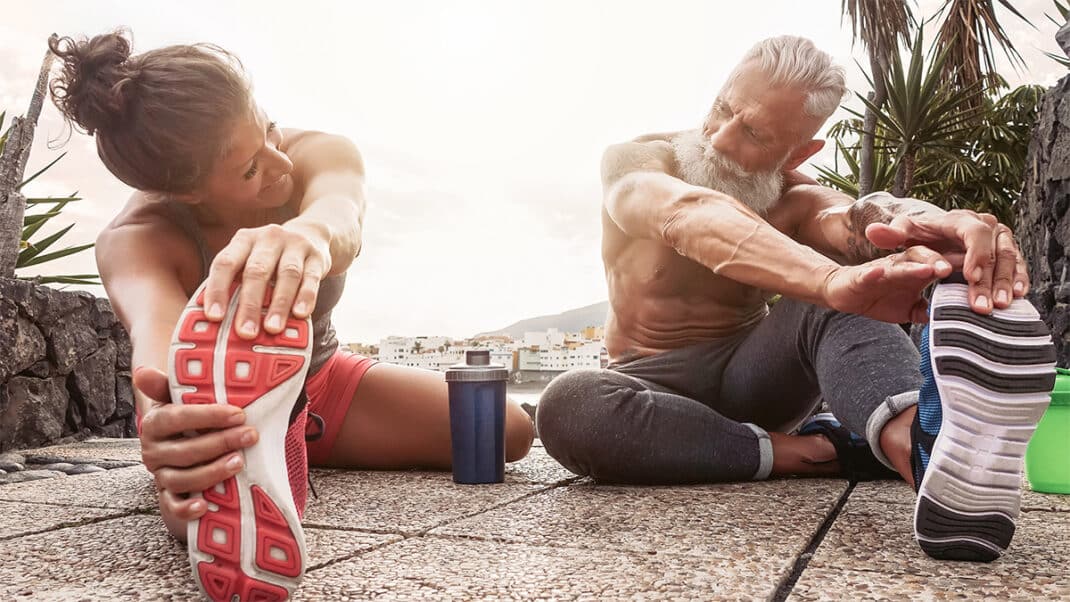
198, 104, 295, 209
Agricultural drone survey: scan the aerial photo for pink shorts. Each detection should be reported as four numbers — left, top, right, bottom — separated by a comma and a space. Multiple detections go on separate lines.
303, 350, 377, 465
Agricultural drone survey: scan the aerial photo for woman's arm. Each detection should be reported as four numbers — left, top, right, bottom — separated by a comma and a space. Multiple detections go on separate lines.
201, 132, 366, 340
97, 219, 256, 541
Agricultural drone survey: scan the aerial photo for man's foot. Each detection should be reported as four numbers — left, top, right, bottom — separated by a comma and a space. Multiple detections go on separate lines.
169, 281, 313, 601
798, 413, 898, 481
912, 276, 1055, 562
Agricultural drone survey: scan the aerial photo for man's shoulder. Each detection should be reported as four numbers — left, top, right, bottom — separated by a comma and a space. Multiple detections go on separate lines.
629, 130, 686, 144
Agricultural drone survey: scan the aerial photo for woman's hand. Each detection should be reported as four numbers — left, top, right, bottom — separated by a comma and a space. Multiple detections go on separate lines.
201, 223, 332, 338
133, 366, 259, 534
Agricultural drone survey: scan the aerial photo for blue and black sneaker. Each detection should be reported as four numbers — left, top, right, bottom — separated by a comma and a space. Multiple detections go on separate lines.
798, 412, 898, 481
913, 274, 1056, 562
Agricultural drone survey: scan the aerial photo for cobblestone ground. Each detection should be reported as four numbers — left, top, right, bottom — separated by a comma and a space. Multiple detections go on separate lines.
0, 438, 1067, 600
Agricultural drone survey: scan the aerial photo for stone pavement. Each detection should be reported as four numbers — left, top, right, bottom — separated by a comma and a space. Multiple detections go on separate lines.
0, 438, 1067, 600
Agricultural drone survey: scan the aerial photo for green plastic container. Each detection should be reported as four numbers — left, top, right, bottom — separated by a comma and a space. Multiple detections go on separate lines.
1026, 367, 1070, 494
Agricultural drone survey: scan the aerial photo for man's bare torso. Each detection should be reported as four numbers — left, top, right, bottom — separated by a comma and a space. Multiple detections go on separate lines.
603, 131, 812, 362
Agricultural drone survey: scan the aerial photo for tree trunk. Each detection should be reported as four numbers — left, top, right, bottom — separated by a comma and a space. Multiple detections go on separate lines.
1016, 75, 1070, 366
859, 53, 887, 197
0, 35, 57, 278
892, 148, 915, 197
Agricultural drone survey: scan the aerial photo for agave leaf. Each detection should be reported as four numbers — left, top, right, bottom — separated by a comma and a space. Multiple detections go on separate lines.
21, 243, 96, 267
33, 275, 102, 285
17, 223, 75, 265
17, 151, 66, 190
21, 199, 70, 241
26, 195, 82, 205
23, 210, 63, 227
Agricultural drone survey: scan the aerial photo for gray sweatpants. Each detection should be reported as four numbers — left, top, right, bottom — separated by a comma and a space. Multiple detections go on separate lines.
536, 297, 921, 484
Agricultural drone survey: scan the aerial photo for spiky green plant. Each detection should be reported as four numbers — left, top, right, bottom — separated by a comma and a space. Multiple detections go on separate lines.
1, 111, 100, 285
1045, 0, 1070, 68
819, 81, 1043, 227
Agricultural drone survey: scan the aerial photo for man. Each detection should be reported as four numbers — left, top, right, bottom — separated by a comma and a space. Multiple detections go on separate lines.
537, 36, 1054, 562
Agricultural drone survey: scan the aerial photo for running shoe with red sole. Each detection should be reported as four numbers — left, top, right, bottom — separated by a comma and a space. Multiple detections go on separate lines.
168, 281, 312, 601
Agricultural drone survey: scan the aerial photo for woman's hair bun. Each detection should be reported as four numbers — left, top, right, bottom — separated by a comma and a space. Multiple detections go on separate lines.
49, 30, 138, 135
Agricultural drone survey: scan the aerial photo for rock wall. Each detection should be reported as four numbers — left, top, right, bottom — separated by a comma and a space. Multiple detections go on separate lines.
0, 278, 134, 451
1017, 75, 1070, 366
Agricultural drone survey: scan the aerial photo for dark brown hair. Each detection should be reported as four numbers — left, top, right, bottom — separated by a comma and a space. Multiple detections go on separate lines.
49, 30, 252, 193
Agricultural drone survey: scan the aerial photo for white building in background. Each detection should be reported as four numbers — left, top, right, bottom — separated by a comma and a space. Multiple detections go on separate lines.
566, 341, 603, 369
377, 336, 412, 363
374, 328, 603, 375
518, 348, 541, 371
523, 329, 565, 349
534, 341, 602, 371
490, 350, 515, 371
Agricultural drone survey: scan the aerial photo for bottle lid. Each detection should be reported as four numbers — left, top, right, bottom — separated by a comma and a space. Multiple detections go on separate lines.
1050, 367, 1070, 407
445, 349, 508, 382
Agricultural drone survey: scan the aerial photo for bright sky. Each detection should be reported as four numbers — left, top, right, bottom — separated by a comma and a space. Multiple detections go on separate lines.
1, 0, 1064, 343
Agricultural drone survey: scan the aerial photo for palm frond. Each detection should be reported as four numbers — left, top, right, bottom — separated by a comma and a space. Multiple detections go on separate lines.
934, 0, 1033, 93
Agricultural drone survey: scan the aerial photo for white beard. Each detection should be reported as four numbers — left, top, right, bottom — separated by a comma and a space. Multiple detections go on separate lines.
670, 129, 784, 215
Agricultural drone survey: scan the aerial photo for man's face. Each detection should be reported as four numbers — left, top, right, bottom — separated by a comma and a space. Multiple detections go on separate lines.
703, 64, 824, 173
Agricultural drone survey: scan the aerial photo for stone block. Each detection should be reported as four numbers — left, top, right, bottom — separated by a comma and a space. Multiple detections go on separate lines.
302, 470, 545, 534
0, 376, 68, 451
807, 499, 1070, 581
0, 465, 155, 510
0, 515, 399, 599
70, 340, 117, 429
44, 306, 98, 375
0, 500, 121, 539
430, 481, 844, 562
303, 535, 784, 600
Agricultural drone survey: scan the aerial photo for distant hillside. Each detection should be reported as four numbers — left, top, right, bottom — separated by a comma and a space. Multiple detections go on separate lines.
480, 301, 609, 339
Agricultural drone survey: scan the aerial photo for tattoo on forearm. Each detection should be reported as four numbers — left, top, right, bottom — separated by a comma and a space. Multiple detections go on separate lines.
844, 195, 939, 264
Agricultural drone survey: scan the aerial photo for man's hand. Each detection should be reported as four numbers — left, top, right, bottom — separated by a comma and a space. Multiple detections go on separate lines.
134, 366, 258, 531
822, 246, 955, 323
865, 209, 1027, 314
201, 224, 332, 339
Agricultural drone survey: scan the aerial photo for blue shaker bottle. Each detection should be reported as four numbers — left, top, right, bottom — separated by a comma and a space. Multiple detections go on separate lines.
445, 349, 508, 484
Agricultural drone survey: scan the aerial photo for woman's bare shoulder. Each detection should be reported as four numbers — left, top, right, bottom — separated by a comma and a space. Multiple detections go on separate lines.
281, 128, 363, 170
97, 192, 202, 291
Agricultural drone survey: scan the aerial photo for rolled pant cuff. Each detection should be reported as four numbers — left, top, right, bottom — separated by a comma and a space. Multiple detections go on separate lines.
865, 390, 919, 471
743, 423, 773, 480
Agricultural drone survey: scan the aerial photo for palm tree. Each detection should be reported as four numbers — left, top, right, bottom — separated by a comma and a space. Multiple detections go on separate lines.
841, 0, 914, 196
820, 81, 1044, 226
840, 0, 1032, 195
934, 0, 1032, 99
860, 28, 984, 196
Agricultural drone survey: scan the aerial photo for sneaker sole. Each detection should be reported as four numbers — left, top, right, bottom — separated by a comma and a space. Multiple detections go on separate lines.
915, 282, 1055, 562
168, 281, 312, 601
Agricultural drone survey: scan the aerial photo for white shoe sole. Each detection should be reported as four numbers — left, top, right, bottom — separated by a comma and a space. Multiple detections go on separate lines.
915, 282, 1055, 561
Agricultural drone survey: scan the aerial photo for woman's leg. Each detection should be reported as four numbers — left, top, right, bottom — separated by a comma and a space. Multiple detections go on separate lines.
316, 362, 534, 469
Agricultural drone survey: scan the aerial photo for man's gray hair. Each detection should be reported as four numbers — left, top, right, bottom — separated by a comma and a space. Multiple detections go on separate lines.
728, 36, 847, 119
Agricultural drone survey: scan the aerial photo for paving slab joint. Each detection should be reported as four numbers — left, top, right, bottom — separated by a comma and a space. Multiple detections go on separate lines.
0, 509, 137, 542
770, 481, 856, 601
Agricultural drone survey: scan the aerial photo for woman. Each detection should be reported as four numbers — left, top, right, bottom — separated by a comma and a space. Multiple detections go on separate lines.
50, 31, 534, 600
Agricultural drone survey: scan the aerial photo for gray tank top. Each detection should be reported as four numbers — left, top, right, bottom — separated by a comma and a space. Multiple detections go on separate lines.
162, 201, 342, 376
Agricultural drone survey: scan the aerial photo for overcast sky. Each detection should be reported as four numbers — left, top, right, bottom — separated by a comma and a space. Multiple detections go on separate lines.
1, 0, 1064, 343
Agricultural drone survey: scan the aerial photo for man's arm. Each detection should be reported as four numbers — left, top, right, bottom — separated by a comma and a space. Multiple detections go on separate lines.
601, 140, 844, 306
787, 186, 944, 264
787, 184, 1028, 313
